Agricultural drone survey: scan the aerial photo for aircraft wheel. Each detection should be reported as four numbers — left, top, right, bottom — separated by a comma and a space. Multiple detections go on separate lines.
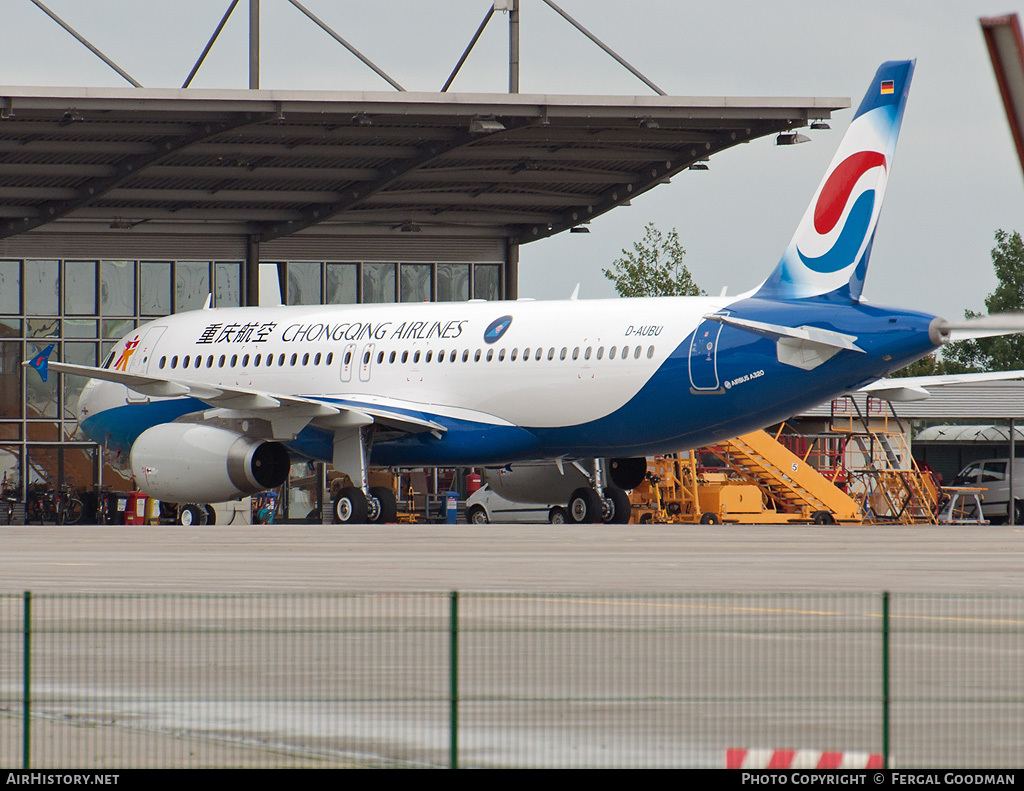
811, 510, 836, 525
368, 487, 398, 524
699, 512, 720, 525
568, 487, 602, 524
468, 505, 489, 525
178, 503, 208, 526
609, 457, 648, 490
548, 506, 567, 525
602, 486, 632, 524
204, 504, 217, 525
639, 513, 653, 524
334, 487, 368, 524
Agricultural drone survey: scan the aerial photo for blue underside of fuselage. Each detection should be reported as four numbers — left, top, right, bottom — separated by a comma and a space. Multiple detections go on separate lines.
80, 298, 940, 467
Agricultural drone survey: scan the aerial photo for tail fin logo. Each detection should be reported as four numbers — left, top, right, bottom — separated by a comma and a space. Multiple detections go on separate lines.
796, 150, 887, 274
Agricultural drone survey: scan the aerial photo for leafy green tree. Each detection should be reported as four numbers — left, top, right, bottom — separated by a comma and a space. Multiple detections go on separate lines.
603, 222, 704, 297
940, 229, 1024, 373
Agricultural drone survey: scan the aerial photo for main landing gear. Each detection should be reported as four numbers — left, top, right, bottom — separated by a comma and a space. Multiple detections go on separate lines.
567, 459, 631, 524
331, 425, 398, 525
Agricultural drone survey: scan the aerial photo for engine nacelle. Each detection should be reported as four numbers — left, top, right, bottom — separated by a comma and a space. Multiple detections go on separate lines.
130, 424, 290, 503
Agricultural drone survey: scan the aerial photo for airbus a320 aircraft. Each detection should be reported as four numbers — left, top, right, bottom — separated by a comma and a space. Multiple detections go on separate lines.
26, 60, 1023, 524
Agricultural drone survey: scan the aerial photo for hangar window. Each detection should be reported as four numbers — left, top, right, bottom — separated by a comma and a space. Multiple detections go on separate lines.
158, 356, 166, 369
231, 354, 239, 367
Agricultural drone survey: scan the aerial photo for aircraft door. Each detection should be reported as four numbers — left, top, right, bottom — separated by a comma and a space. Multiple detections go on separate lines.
339, 343, 357, 382
688, 316, 725, 392
358, 343, 375, 382
123, 326, 167, 403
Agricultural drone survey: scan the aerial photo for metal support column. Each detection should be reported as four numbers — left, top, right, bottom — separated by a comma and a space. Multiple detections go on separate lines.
249, 0, 260, 89
1010, 418, 1016, 526
245, 236, 260, 307
504, 240, 519, 300
508, 0, 519, 94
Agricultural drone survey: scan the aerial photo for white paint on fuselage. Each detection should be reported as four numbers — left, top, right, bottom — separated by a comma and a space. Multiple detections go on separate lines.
90, 295, 736, 430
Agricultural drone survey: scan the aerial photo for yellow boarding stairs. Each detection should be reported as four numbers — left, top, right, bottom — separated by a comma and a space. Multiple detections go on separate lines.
709, 429, 863, 524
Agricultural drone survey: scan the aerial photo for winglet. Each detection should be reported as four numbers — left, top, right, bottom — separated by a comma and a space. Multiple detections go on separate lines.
202, 293, 213, 310
25, 344, 55, 382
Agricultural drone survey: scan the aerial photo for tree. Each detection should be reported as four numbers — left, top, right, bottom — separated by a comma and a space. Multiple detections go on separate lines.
603, 222, 704, 298
939, 229, 1024, 373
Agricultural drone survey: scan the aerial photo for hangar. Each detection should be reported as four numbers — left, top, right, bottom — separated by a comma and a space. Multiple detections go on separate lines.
0, 5, 847, 520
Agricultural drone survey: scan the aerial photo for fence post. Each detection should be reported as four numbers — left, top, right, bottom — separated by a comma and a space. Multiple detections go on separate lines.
882, 590, 890, 770
449, 590, 459, 769
22, 590, 31, 770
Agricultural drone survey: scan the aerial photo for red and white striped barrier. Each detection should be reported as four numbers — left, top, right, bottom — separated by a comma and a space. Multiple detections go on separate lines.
727, 748, 883, 770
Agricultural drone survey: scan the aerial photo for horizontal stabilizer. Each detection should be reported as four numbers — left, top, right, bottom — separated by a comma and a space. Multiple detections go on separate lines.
858, 369, 1024, 401
702, 314, 864, 351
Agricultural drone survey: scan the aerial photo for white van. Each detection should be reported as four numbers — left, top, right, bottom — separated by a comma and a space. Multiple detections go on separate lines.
951, 458, 1024, 523
465, 485, 568, 525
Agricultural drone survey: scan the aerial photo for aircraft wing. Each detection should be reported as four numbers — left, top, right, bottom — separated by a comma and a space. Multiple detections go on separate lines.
39, 360, 446, 438
857, 370, 1024, 402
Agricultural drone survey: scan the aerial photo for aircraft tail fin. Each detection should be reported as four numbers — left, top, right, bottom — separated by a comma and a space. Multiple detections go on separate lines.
26, 344, 55, 382
754, 59, 915, 301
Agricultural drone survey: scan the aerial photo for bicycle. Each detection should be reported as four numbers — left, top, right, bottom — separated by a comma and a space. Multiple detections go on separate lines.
1, 472, 18, 525
56, 483, 84, 525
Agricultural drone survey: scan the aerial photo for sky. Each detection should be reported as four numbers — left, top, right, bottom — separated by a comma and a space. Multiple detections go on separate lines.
2, 0, 1023, 321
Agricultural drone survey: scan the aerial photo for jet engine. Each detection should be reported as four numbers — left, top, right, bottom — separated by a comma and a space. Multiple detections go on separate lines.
130, 424, 290, 503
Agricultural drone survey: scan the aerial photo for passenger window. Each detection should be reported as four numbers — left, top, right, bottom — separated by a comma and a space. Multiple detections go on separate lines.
597, 347, 604, 360
402, 351, 409, 363
462, 350, 469, 362
219, 355, 226, 368
609, 346, 617, 359
278, 354, 285, 366
243, 354, 250, 366
207, 355, 214, 367
634, 346, 641, 359
232, 354, 239, 367
647, 346, 654, 359
486, 349, 493, 362
535, 348, 543, 361
511, 348, 518, 361
413, 351, 420, 363
183, 355, 191, 368
194, 356, 201, 368
289, 354, 296, 366
584, 347, 592, 360
158, 356, 166, 369
547, 348, 555, 361
559, 347, 567, 361
474, 349, 482, 362
317, 353, 323, 365
326, 352, 333, 365
426, 351, 433, 363
572, 347, 579, 361
255, 354, 262, 366
498, 349, 506, 362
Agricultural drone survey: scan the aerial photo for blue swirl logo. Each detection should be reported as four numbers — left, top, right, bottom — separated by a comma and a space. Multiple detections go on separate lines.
484, 315, 513, 344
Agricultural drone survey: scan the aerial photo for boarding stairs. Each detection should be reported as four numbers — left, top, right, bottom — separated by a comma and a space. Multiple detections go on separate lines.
709, 428, 862, 522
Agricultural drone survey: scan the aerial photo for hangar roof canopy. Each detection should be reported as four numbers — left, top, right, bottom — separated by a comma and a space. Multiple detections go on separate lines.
0, 86, 847, 244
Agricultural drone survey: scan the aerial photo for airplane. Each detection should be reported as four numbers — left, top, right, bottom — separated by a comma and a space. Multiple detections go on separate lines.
25, 59, 1024, 524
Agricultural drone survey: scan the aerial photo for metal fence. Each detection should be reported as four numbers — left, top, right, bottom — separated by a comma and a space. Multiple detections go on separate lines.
1, 592, 1022, 769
